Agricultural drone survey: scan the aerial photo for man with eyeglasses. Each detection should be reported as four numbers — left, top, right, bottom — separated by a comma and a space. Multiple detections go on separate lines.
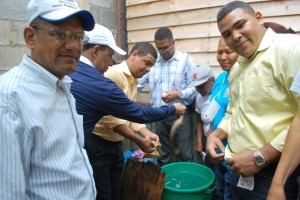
138, 27, 198, 166
0, 0, 96, 199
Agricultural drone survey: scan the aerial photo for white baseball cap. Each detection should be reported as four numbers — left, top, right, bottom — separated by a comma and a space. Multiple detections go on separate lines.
188, 65, 214, 87
27, 0, 95, 31
84, 24, 126, 55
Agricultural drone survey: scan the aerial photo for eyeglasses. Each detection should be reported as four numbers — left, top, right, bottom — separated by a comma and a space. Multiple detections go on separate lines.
157, 44, 173, 53
32, 27, 85, 43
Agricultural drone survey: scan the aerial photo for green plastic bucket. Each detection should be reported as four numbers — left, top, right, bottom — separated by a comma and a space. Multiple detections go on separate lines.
161, 162, 215, 200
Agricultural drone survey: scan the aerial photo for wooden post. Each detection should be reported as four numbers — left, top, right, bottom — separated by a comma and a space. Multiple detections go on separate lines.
121, 158, 166, 200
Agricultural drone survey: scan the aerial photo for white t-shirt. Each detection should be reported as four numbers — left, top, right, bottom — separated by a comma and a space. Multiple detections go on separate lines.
195, 94, 211, 136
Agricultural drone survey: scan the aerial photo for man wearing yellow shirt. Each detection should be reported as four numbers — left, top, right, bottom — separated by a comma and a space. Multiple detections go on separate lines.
92, 42, 159, 200
206, 1, 300, 199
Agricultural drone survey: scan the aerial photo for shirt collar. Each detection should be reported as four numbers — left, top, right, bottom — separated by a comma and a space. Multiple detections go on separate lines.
80, 55, 94, 67
156, 49, 180, 63
117, 61, 132, 76
111, 61, 137, 84
238, 28, 276, 63
22, 55, 61, 90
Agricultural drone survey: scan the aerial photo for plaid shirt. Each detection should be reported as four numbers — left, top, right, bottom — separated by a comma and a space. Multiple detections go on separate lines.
138, 50, 197, 107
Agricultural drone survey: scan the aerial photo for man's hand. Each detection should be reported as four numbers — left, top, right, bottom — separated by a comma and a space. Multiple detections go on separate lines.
137, 128, 160, 152
148, 132, 160, 146
206, 132, 226, 164
138, 136, 156, 153
162, 91, 181, 103
226, 150, 262, 177
267, 182, 286, 200
173, 103, 186, 116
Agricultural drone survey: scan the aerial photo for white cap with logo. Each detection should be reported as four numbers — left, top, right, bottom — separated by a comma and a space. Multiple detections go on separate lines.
27, 0, 95, 31
84, 24, 126, 56
188, 65, 214, 87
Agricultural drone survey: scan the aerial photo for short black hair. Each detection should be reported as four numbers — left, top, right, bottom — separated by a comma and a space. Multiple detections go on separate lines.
217, 1, 255, 23
129, 42, 157, 59
154, 27, 173, 41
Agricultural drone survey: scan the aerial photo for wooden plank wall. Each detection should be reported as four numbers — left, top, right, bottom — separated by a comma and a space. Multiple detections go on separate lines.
126, 0, 300, 104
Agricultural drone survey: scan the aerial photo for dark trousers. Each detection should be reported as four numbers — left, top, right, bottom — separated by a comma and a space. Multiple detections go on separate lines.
298, 176, 300, 200
85, 134, 124, 200
231, 163, 300, 200
155, 111, 194, 165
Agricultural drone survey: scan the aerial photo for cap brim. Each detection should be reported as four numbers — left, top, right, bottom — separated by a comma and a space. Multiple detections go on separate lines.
39, 9, 95, 31
188, 79, 207, 87
109, 45, 126, 55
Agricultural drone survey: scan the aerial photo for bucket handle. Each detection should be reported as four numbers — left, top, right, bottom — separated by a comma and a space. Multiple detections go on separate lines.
206, 185, 216, 194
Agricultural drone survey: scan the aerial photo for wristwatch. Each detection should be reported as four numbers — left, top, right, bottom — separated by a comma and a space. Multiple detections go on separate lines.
253, 150, 267, 168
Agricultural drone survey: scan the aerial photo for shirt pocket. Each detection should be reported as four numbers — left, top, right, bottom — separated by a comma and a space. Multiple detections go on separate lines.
242, 76, 275, 112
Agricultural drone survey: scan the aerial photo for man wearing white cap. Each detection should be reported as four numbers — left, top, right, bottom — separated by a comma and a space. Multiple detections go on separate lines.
188, 65, 215, 168
0, 0, 96, 199
81, 24, 126, 74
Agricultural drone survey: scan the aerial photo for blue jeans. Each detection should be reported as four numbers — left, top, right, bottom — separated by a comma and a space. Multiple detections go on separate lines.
231, 163, 299, 200
215, 163, 233, 200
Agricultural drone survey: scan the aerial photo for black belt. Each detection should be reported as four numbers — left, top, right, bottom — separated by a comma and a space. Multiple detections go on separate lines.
91, 133, 122, 144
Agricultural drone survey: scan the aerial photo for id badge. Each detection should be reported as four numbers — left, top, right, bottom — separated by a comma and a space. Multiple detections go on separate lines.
205, 99, 220, 121
237, 175, 254, 191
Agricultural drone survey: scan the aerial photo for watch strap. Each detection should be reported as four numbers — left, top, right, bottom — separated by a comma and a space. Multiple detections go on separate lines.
253, 149, 267, 168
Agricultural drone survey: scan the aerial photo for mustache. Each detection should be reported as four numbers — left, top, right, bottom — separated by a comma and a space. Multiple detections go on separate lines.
59, 52, 80, 60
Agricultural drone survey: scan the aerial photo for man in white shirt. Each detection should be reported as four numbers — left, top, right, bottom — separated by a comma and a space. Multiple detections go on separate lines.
0, 0, 96, 199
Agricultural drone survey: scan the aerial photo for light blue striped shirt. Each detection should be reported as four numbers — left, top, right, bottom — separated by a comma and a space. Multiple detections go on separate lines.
0, 55, 96, 200
137, 50, 197, 107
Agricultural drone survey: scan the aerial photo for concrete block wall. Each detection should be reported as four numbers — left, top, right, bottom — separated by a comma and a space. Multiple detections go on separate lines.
0, 0, 127, 74
0, 0, 30, 74
88, 0, 127, 62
